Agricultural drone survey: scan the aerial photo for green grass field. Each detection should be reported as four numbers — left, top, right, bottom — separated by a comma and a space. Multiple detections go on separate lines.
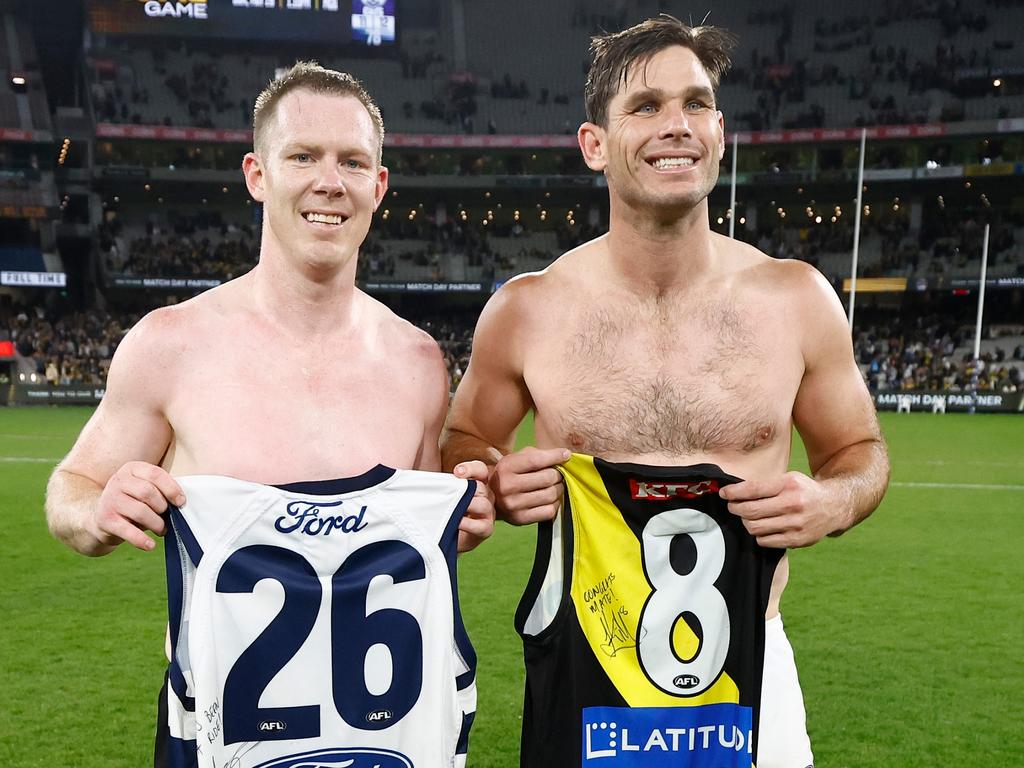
1, 407, 1021, 766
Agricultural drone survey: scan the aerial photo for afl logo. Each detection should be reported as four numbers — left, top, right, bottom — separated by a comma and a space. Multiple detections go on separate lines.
673, 675, 700, 689
258, 720, 287, 733
366, 709, 393, 724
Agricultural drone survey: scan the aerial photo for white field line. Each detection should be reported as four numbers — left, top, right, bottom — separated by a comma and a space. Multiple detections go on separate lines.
902, 459, 1024, 468
0, 456, 58, 463
890, 481, 1024, 492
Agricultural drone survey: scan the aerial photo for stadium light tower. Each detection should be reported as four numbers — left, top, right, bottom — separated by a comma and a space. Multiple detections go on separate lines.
972, 223, 991, 362
848, 128, 867, 332
728, 132, 738, 239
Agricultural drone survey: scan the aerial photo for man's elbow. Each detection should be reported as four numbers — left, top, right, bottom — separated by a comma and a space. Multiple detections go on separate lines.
439, 425, 503, 472
44, 467, 107, 556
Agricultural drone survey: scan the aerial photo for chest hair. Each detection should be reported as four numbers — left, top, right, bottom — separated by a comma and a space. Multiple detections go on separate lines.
553, 298, 778, 456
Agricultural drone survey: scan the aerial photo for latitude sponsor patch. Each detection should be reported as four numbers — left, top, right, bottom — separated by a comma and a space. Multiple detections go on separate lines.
582, 704, 753, 767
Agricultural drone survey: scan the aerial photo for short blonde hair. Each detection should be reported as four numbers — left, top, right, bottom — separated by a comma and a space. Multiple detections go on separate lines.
252, 61, 385, 164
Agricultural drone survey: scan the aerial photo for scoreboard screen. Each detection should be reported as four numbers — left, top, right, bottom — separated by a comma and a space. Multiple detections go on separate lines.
88, 0, 398, 45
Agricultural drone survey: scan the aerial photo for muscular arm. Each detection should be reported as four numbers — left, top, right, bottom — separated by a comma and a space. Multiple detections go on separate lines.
404, 327, 497, 552
792, 268, 889, 536
441, 277, 568, 525
723, 264, 889, 548
45, 313, 182, 556
440, 281, 534, 471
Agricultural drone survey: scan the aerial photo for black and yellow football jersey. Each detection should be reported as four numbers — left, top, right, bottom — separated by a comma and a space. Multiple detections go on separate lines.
515, 454, 784, 767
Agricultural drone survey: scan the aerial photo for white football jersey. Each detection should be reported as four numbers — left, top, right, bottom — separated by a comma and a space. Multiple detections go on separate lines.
160, 467, 476, 768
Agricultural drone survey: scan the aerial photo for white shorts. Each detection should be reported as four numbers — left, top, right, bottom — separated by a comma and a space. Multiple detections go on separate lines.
757, 614, 814, 768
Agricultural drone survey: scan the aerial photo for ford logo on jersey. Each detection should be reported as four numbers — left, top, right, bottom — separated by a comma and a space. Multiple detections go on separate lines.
275, 500, 369, 536
253, 748, 413, 768
582, 704, 753, 767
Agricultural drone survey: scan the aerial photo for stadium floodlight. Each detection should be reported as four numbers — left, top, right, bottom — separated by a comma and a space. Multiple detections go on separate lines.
10, 74, 27, 93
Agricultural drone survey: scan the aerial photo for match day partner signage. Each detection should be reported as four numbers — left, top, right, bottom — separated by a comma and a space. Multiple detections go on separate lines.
874, 391, 1024, 414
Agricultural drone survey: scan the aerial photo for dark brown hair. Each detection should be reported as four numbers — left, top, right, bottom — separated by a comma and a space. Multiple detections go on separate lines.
584, 16, 736, 126
252, 61, 384, 164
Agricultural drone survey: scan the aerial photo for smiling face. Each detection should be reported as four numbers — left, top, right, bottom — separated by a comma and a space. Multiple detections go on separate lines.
580, 45, 725, 220
243, 89, 388, 276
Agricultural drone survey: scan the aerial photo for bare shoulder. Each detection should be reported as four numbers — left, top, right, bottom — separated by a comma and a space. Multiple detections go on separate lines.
722, 236, 837, 307
360, 292, 445, 367
483, 236, 602, 327
113, 280, 247, 384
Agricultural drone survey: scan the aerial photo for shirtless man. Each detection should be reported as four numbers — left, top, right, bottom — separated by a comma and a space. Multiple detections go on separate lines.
441, 18, 888, 768
45, 62, 493, 762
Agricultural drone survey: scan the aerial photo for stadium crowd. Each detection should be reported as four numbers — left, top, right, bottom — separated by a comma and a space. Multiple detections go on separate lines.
6, 296, 1022, 396
94, 202, 1023, 287
856, 317, 1024, 393
99, 214, 258, 282
85, 0, 1024, 135
2, 301, 138, 387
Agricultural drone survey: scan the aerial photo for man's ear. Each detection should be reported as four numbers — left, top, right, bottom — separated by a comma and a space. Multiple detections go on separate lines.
717, 110, 726, 158
578, 121, 608, 172
242, 152, 265, 203
373, 165, 389, 211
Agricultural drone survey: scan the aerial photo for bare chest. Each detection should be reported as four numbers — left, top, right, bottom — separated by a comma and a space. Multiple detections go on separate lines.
164, 345, 424, 481
527, 299, 802, 461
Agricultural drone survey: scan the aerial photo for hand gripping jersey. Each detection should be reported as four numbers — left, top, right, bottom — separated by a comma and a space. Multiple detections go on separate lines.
515, 454, 783, 768
160, 467, 477, 768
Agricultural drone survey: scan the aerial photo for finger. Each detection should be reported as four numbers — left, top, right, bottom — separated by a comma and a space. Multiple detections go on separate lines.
459, 514, 493, 539
113, 496, 168, 537
753, 532, 792, 550
504, 447, 572, 472
472, 479, 495, 503
739, 514, 790, 539
101, 513, 159, 552
453, 460, 491, 481
501, 501, 560, 525
726, 498, 784, 521
120, 475, 175, 516
464, 497, 495, 521
493, 466, 564, 495
457, 529, 487, 554
131, 463, 186, 507
502, 486, 563, 514
719, 477, 786, 502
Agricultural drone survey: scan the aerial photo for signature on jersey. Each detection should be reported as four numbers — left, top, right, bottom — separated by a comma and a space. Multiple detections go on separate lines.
599, 603, 636, 657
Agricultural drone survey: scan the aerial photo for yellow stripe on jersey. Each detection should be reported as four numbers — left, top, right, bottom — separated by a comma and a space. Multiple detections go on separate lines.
560, 453, 740, 707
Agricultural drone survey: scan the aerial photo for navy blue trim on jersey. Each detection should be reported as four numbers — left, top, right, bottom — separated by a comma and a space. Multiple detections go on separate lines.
514, 497, 575, 642
456, 710, 476, 755
274, 465, 396, 495
154, 672, 198, 768
442, 480, 478, 691
163, 509, 197, 711
168, 505, 203, 567
163, 736, 198, 768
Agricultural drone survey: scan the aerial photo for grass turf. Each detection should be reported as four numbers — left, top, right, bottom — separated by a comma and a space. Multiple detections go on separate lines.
0, 407, 1020, 766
